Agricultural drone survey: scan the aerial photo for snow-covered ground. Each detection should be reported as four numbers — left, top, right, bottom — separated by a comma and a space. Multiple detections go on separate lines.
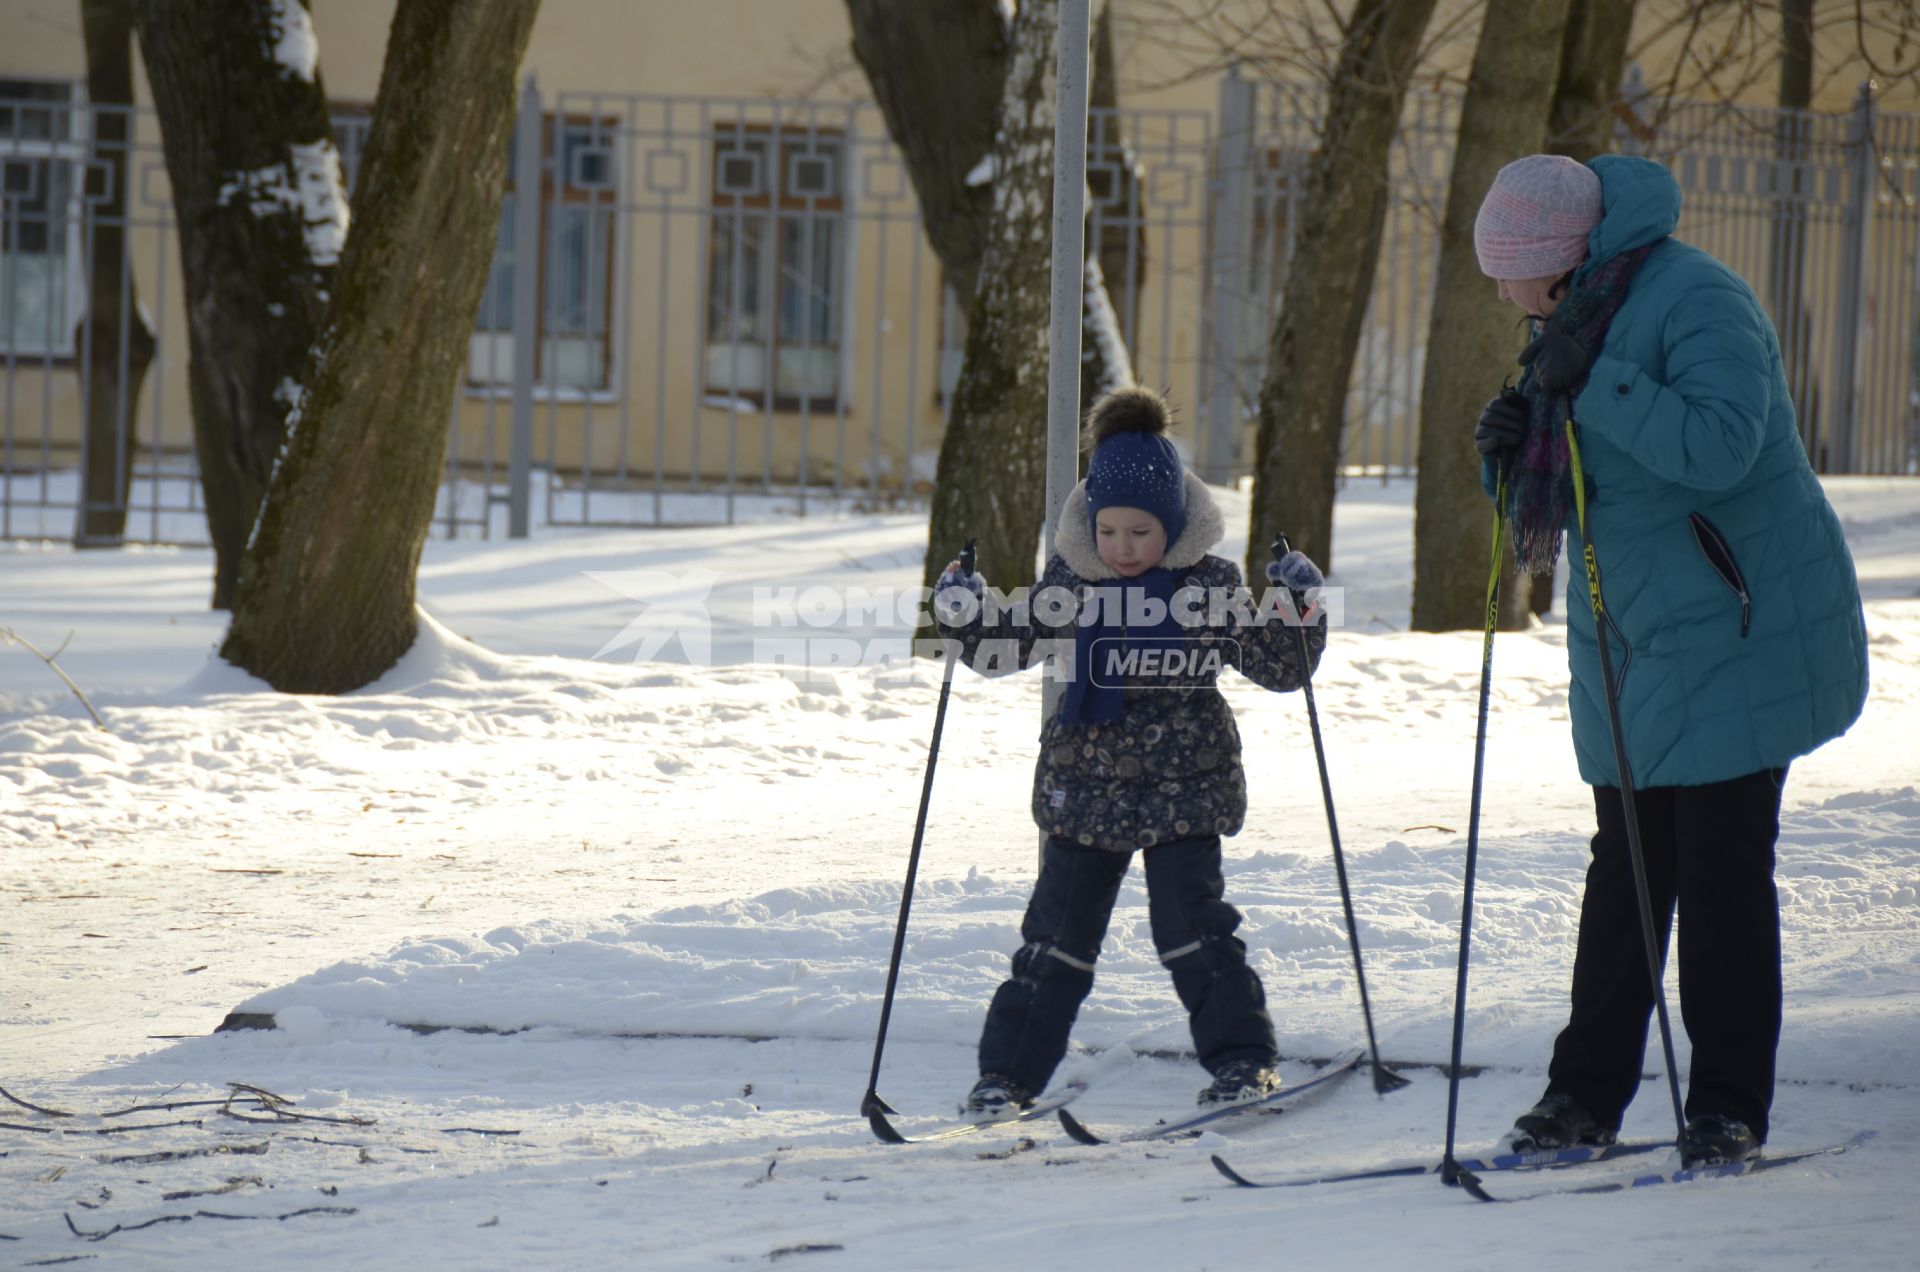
2, 478, 1917, 1268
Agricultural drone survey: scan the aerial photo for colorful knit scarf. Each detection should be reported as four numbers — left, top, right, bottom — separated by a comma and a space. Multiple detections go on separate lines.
1505, 242, 1657, 575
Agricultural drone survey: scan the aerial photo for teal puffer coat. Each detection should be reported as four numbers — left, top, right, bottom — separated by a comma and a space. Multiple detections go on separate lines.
1496, 154, 1868, 789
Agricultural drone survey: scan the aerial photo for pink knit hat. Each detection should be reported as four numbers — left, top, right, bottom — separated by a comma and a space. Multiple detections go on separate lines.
1474, 155, 1603, 280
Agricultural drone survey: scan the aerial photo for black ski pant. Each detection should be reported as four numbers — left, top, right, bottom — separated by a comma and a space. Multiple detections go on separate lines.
977, 833, 1276, 1096
1546, 766, 1787, 1142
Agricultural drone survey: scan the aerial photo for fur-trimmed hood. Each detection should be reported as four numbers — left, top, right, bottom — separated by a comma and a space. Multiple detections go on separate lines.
1053, 471, 1224, 580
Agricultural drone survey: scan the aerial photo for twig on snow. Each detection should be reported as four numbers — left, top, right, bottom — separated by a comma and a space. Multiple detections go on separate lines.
0, 628, 108, 731
0, 1084, 75, 1117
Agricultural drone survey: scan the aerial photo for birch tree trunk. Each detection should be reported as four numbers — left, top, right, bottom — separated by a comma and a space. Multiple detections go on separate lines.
74, 0, 156, 548
220, 0, 541, 693
1410, 0, 1573, 633
918, 0, 1062, 587
1245, 0, 1438, 581
130, 0, 340, 606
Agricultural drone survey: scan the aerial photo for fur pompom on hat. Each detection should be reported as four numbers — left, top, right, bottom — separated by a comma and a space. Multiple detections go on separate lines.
1082, 387, 1187, 547
1475, 154, 1603, 281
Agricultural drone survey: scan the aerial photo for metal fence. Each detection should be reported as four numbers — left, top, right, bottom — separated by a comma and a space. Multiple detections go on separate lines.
2, 71, 1914, 548
1204, 70, 1920, 481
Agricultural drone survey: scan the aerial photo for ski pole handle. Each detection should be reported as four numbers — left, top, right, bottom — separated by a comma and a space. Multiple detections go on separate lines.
958, 538, 977, 579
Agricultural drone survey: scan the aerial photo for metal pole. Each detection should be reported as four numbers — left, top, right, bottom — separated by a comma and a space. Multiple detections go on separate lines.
1830, 80, 1876, 475
1041, 0, 1092, 858
1202, 64, 1254, 485
507, 76, 541, 539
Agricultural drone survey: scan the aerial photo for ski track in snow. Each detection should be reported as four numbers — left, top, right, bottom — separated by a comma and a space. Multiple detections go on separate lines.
2, 479, 1917, 1267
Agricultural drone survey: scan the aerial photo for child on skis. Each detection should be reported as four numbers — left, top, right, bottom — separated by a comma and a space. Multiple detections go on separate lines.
930, 386, 1329, 1113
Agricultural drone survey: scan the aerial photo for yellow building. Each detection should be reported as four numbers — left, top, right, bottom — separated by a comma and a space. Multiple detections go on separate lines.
2, 1, 1914, 539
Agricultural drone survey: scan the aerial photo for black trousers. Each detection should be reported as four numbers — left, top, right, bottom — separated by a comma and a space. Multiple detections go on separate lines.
1547, 767, 1787, 1141
977, 834, 1276, 1095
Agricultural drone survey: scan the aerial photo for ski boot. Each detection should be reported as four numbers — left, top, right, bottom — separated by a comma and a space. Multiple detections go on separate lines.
962, 1073, 1032, 1118
1678, 1114, 1760, 1168
1501, 1092, 1617, 1152
1198, 1058, 1282, 1106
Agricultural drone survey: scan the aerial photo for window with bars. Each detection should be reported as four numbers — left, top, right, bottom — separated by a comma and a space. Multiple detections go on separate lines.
0, 79, 84, 358
470, 117, 617, 392
705, 125, 844, 412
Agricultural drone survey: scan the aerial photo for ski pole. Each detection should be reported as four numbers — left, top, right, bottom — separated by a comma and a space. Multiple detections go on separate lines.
1271, 535, 1409, 1095
862, 538, 975, 1133
1565, 420, 1686, 1140
1440, 484, 1507, 1194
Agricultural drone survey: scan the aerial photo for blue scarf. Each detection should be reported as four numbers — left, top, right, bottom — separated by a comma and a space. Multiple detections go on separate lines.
1060, 566, 1188, 725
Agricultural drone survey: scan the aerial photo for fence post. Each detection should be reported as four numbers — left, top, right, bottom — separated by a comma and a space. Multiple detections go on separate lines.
1200, 64, 1255, 485
1830, 80, 1876, 475
507, 75, 541, 539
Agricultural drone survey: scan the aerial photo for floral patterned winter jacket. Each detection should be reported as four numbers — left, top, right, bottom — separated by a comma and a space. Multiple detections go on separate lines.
935, 473, 1326, 852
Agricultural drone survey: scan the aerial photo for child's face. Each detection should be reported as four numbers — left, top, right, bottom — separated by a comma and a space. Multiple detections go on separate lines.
1095, 506, 1169, 577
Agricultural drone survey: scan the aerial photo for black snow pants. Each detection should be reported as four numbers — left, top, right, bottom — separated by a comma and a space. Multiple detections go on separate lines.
1546, 766, 1788, 1142
977, 833, 1276, 1095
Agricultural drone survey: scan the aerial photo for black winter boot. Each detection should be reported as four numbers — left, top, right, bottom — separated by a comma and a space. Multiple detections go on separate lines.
1503, 1092, 1617, 1152
1678, 1113, 1760, 1167
1197, 1058, 1282, 1106
962, 1073, 1033, 1118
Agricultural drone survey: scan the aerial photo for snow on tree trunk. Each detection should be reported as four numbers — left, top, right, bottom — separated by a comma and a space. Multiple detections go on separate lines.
219, 0, 541, 693
1082, 251, 1133, 402
74, 0, 156, 549
130, 0, 341, 608
921, 0, 1062, 589
1411, 0, 1573, 634
1246, 0, 1438, 581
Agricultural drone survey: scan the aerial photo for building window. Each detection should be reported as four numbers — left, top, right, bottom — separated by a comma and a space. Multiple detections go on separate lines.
705, 126, 844, 412
470, 116, 617, 392
0, 79, 84, 358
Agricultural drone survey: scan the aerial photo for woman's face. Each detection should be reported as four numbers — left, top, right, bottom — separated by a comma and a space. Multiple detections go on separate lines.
1095, 506, 1168, 576
1497, 274, 1567, 319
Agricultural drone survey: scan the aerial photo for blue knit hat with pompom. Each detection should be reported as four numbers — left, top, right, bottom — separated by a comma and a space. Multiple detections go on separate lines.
1083, 387, 1186, 548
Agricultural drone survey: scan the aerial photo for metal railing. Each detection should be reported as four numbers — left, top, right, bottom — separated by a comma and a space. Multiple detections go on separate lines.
2, 72, 1912, 549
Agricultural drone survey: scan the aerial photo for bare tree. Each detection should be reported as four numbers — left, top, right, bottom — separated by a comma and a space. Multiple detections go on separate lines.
845, 0, 1005, 307
1246, 0, 1440, 579
130, 0, 340, 608
1771, 0, 1819, 457
914, 0, 1065, 587
1410, 0, 1574, 633
73, 0, 156, 548
1546, 0, 1641, 161
1514, 0, 1640, 622
220, 0, 541, 693
1090, 1, 1148, 355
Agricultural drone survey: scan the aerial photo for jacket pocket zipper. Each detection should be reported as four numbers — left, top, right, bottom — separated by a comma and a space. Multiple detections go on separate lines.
1688, 512, 1751, 638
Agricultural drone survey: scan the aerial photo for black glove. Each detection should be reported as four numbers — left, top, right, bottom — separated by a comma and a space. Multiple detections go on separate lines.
1474, 389, 1530, 458
1519, 329, 1591, 394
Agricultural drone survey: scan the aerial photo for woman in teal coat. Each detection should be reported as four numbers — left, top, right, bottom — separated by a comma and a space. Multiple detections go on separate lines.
1469, 154, 1868, 1167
